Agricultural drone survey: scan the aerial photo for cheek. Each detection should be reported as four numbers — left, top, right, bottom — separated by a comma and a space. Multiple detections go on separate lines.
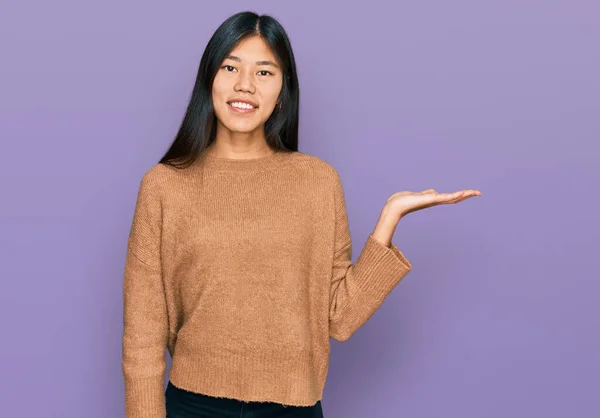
211, 85, 230, 118
211, 75, 228, 102
269, 79, 284, 105
211, 87, 223, 105
262, 84, 283, 107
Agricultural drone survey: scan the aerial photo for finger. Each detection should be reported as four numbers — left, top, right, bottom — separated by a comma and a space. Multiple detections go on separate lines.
436, 191, 464, 203
463, 189, 482, 196
452, 191, 480, 203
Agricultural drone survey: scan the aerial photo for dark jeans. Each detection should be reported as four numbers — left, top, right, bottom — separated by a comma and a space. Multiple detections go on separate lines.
165, 381, 324, 418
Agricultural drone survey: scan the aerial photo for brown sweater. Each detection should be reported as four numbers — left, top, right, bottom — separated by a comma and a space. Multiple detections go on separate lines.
122, 149, 412, 417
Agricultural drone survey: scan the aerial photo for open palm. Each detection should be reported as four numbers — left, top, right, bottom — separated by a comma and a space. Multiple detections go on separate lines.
386, 188, 482, 218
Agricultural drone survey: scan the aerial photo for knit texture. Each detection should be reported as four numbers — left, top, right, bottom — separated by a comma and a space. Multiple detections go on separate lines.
122, 149, 412, 417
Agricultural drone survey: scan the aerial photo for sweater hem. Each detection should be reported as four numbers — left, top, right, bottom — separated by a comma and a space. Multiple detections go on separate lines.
168, 347, 326, 407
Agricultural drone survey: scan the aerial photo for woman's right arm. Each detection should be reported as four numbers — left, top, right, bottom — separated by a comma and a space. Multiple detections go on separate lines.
122, 167, 168, 418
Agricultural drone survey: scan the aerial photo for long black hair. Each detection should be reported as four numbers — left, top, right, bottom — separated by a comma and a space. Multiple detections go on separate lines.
159, 11, 300, 169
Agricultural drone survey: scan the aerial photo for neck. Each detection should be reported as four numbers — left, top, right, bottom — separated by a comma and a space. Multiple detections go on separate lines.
210, 127, 273, 160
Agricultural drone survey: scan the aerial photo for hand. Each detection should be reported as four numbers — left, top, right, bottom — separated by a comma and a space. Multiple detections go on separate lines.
371, 188, 481, 248
384, 188, 482, 220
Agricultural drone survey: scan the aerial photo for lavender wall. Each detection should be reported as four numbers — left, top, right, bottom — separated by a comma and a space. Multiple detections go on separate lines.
1, 1, 598, 417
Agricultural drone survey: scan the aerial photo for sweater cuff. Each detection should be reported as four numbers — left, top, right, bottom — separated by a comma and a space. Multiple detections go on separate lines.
354, 233, 412, 298
124, 377, 166, 418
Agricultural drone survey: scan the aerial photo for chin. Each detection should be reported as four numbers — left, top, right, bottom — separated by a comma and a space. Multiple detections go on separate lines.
222, 120, 262, 133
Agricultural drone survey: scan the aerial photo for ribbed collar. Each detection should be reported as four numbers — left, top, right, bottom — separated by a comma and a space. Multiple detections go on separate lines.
196, 149, 292, 173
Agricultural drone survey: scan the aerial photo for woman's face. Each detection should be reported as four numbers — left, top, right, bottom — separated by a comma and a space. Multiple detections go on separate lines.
212, 36, 283, 135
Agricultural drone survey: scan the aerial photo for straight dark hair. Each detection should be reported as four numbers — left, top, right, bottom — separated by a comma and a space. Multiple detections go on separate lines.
159, 11, 300, 169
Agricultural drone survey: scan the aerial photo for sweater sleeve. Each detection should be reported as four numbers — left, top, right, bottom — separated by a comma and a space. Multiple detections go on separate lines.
122, 167, 168, 418
328, 170, 412, 342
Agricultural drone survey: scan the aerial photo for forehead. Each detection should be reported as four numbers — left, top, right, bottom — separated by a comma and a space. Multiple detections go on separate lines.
227, 36, 278, 62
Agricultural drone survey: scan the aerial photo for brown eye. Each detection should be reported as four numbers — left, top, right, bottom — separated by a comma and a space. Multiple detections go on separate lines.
258, 70, 272, 76
222, 65, 236, 72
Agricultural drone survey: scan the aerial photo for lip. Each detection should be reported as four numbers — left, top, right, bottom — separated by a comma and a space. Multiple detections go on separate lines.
227, 98, 258, 108
227, 98, 258, 114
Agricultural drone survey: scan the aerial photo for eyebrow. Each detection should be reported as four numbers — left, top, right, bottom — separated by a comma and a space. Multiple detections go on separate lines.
224, 55, 280, 69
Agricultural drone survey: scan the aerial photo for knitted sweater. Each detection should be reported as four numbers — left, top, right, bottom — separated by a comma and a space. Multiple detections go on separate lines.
121, 149, 412, 417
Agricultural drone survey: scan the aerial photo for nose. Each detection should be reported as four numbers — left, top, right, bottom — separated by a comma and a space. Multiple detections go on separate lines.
234, 69, 255, 94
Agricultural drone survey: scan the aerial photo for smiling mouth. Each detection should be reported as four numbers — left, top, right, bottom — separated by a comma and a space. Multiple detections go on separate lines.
227, 101, 258, 113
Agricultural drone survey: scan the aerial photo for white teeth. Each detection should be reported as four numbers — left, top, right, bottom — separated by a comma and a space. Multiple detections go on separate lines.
229, 102, 255, 109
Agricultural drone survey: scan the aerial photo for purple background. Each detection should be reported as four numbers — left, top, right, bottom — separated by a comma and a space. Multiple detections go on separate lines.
1, 1, 598, 417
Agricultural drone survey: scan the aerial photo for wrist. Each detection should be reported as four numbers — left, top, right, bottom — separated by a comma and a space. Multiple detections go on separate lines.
381, 204, 403, 223
372, 209, 401, 247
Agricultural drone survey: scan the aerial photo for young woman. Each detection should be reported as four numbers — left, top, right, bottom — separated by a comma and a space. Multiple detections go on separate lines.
121, 10, 481, 418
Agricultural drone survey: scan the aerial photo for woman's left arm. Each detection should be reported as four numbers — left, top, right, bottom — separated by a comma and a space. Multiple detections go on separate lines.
328, 174, 481, 342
